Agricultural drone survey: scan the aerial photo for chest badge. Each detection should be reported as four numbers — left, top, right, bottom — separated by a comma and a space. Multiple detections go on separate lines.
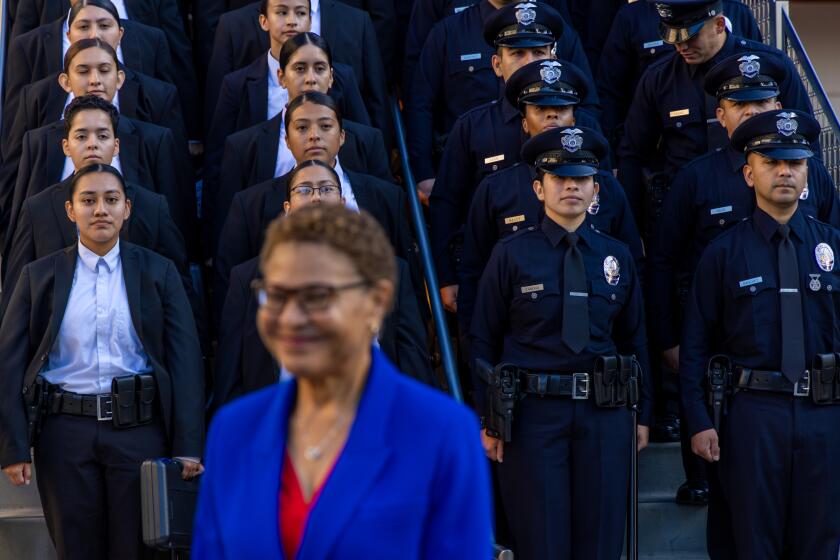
800, 182, 809, 200
809, 274, 822, 292
603, 256, 620, 286
816, 242, 835, 272
587, 191, 600, 215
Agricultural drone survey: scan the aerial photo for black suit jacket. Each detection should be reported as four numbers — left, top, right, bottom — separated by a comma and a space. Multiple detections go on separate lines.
9, 0, 200, 137
205, 1, 392, 147
3, 117, 195, 257
212, 255, 434, 412
0, 242, 204, 467
213, 169, 412, 322
210, 114, 391, 252
2, 67, 186, 163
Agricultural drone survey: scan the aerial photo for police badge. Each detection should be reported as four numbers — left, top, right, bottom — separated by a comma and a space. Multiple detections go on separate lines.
603, 256, 620, 286
540, 61, 562, 85
737, 55, 761, 79
587, 192, 600, 215
816, 242, 835, 272
561, 128, 584, 153
655, 3, 673, 19
776, 112, 799, 137
800, 182, 809, 200
809, 274, 822, 292
515, 2, 537, 26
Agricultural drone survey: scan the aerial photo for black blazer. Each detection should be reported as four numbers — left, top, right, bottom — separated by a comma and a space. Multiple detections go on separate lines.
0, 242, 204, 467
213, 169, 413, 323
212, 255, 434, 412
3, 118, 195, 256
205, 1, 392, 146
210, 113, 391, 252
2, 67, 186, 163
9, 0, 200, 137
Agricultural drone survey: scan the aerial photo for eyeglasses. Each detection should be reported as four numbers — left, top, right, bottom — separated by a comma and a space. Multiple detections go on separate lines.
290, 184, 341, 198
251, 279, 369, 314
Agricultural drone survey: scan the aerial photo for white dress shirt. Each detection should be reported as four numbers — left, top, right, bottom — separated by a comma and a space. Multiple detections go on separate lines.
332, 158, 359, 211
310, 0, 322, 35
43, 240, 151, 395
266, 51, 289, 121
273, 108, 298, 179
62, 11, 125, 63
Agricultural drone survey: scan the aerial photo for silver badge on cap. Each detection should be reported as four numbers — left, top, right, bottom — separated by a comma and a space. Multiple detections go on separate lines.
655, 3, 673, 18
738, 55, 761, 79
561, 128, 584, 153
603, 256, 620, 286
810, 274, 822, 292
800, 182, 809, 200
539, 60, 562, 85
587, 191, 600, 215
515, 2, 537, 26
816, 243, 835, 272
776, 112, 799, 137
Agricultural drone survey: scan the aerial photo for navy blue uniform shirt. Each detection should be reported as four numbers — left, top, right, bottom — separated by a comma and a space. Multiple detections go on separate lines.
650, 147, 840, 350
471, 216, 653, 424
617, 33, 812, 219
680, 207, 840, 436
459, 162, 643, 326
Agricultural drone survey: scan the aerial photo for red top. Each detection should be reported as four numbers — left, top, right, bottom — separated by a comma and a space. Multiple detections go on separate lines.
278, 451, 336, 559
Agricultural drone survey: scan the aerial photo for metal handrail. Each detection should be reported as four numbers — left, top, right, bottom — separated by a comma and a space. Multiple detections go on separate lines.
391, 98, 463, 403
0, 0, 8, 134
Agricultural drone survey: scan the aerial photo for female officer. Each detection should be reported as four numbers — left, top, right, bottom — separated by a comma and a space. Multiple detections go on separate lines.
0, 164, 204, 560
471, 127, 652, 559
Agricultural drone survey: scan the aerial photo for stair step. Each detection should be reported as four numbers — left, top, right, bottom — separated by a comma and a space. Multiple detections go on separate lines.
636, 500, 708, 557
638, 442, 685, 500
0, 517, 55, 560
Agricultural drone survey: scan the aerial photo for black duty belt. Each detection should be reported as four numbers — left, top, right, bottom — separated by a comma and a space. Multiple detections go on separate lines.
48, 391, 116, 421
520, 371, 590, 399
733, 367, 810, 397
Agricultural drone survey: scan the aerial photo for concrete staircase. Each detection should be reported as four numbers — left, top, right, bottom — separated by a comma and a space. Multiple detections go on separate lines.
0, 468, 55, 560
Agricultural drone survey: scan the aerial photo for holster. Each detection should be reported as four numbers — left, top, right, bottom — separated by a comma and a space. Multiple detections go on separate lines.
24, 377, 48, 446
811, 353, 838, 405
475, 359, 519, 443
111, 374, 156, 429
706, 355, 732, 432
593, 355, 636, 408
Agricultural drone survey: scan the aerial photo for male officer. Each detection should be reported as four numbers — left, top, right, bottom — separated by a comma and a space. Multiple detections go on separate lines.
617, 0, 811, 230
405, 0, 596, 202
681, 109, 840, 558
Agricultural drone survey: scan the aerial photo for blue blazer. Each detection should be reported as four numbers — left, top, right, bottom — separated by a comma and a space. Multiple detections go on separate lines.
192, 348, 492, 559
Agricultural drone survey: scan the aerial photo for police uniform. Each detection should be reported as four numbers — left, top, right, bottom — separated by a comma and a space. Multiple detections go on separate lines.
405, 0, 596, 185
459, 125, 642, 334
597, 0, 761, 149
616, 0, 813, 228
471, 128, 652, 559
681, 109, 840, 558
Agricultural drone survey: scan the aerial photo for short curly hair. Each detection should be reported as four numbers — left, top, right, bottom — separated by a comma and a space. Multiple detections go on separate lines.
260, 205, 397, 301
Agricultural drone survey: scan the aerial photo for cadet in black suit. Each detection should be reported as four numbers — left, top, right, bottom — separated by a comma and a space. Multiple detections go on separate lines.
205, 0, 393, 147
0, 164, 204, 560
10, 0, 200, 140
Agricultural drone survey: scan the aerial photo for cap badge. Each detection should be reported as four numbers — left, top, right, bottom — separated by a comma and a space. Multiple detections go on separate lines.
776, 112, 799, 137
655, 3, 673, 19
515, 2, 537, 26
603, 256, 620, 286
587, 191, 600, 215
539, 61, 562, 85
561, 128, 584, 153
816, 242, 835, 272
809, 274, 822, 292
738, 55, 761, 79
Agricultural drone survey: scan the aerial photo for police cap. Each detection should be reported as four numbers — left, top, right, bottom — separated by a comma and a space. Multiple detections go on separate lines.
731, 109, 820, 160
504, 59, 589, 113
521, 126, 608, 177
649, 0, 724, 44
704, 52, 786, 102
483, 2, 565, 49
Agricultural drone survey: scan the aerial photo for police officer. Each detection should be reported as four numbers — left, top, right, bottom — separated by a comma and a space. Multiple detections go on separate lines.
650, 51, 840, 507
472, 128, 651, 559
405, 0, 596, 203
681, 109, 840, 558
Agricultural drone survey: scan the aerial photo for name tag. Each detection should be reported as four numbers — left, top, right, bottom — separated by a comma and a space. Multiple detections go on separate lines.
504, 214, 525, 225
710, 205, 733, 215
669, 109, 690, 118
521, 284, 544, 294
484, 154, 505, 164
460, 53, 482, 61
739, 276, 763, 288
643, 40, 664, 49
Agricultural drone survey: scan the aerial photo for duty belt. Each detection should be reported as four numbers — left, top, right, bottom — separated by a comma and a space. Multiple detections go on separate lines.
47, 390, 116, 421
733, 367, 810, 397
520, 371, 590, 399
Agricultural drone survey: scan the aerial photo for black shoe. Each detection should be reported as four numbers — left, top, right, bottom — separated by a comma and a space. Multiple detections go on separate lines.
676, 480, 709, 506
651, 415, 681, 443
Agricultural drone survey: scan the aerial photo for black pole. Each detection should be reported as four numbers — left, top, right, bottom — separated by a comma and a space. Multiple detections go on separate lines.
627, 408, 639, 560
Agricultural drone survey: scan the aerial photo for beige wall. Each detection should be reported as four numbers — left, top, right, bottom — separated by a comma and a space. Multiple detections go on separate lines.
789, 2, 840, 114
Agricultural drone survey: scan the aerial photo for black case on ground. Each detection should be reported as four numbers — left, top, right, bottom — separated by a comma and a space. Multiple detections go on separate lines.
141, 458, 200, 551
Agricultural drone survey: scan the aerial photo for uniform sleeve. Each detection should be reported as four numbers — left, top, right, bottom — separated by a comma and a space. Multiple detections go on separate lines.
9, 0, 40, 39
358, 12, 395, 149
212, 136, 249, 253
596, 7, 635, 149
203, 74, 240, 230
204, 14, 238, 136
335, 69, 372, 126
362, 126, 393, 181
602, 174, 644, 279
555, 22, 601, 119
5, 131, 35, 248
402, 0, 445, 95
732, 6, 762, 42
393, 262, 435, 386
458, 178, 497, 328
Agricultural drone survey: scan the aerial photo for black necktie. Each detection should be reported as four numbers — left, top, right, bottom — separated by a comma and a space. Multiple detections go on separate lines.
778, 224, 806, 383
562, 232, 589, 354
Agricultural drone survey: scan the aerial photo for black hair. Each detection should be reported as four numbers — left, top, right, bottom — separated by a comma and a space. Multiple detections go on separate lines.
278, 31, 332, 70
260, 0, 312, 16
63, 37, 119, 74
285, 159, 342, 200
284, 91, 343, 133
63, 94, 119, 139
68, 0, 121, 27
67, 163, 126, 201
